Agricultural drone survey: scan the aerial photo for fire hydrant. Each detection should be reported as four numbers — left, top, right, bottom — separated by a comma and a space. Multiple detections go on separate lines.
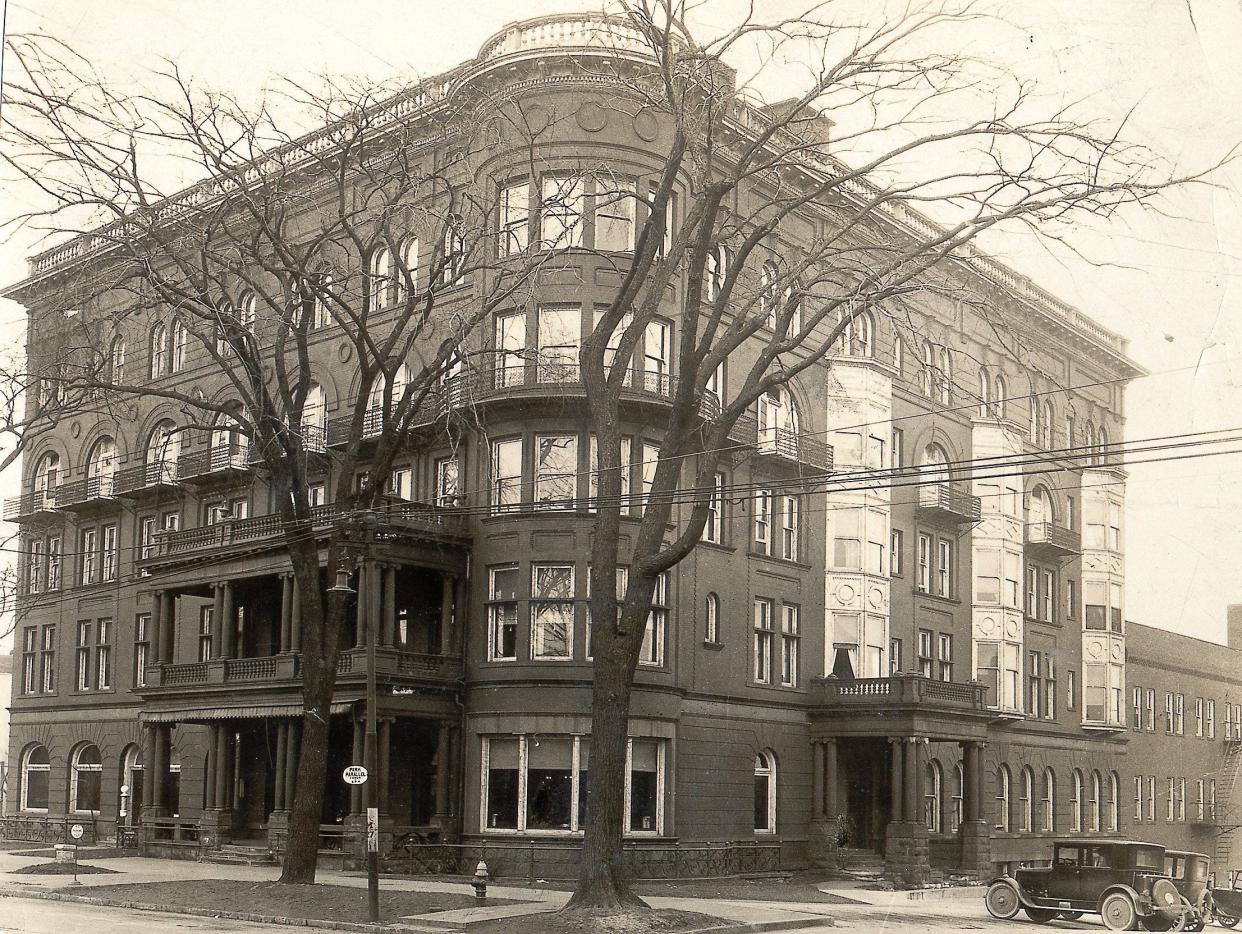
471, 860, 489, 902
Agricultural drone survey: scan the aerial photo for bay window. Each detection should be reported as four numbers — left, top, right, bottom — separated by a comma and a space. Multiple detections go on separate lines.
495, 311, 526, 388
594, 179, 635, 251
540, 176, 585, 248
639, 571, 668, 667
498, 181, 530, 256
488, 566, 519, 661
531, 564, 574, 660
490, 438, 523, 513
534, 435, 578, 509
536, 306, 579, 383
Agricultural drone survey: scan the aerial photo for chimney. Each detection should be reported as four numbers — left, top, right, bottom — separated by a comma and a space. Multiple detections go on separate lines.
1228, 605, 1242, 650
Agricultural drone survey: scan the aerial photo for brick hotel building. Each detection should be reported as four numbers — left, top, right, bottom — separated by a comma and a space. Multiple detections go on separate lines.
4, 13, 1241, 883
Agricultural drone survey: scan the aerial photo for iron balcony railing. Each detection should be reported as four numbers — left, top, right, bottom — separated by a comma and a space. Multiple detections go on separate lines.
917, 481, 982, 522
1025, 520, 1081, 556
3, 488, 58, 521
177, 444, 252, 480
53, 474, 117, 510
114, 459, 180, 495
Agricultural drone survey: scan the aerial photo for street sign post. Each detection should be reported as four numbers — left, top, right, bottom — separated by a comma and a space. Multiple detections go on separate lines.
366, 807, 379, 854
343, 765, 368, 785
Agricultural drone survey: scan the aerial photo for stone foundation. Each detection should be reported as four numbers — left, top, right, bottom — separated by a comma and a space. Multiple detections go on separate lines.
957, 819, 991, 877
807, 818, 841, 870
884, 820, 929, 887
197, 809, 234, 848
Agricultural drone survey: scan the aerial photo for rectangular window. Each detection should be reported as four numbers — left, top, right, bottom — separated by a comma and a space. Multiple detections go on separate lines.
47, 536, 61, 590
891, 427, 904, 468
488, 566, 520, 661
754, 490, 772, 554
1067, 669, 1076, 712
918, 629, 934, 679
1041, 569, 1055, 621
1066, 578, 1077, 620
588, 435, 632, 512
498, 181, 530, 257
936, 539, 952, 597
1028, 651, 1042, 715
540, 176, 585, 248
890, 529, 904, 576
1133, 687, 1143, 730
95, 618, 112, 690
640, 442, 660, 514
780, 604, 800, 687
134, 614, 150, 688
22, 627, 37, 694
1147, 776, 1156, 822
1045, 655, 1057, 719
435, 456, 460, 507
1085, 664, 1108, 722
977, 641, 1000, 706
1146, 689, 1155, 731
1085, 580, 1107, 630
890, 637, 903, 675
1176, 693, 1185, 735
642, 319, 670, 394
531, 564, 574, 660
1208, 700, 1217, 739
495, 310, 526, 388
80, 527, 98, 585
753, 598, 774, 684
781, 495, 799, 561
704, 472, 725, 544
307, 482, 325, 507
387, 467, 412, 500
484, 735, 521, 830
1197, 698, 1205, 737
585, 565, 627, 660
937, 633, 953, 681
832, 508, 860, 569
1005, 553, 1021, 608
534, 434, 578, 509
76, 620, 92, 691
1110, 581, 1124, 633
27, 540, 43, 594
628, 738, 664, 833
916, 533, 931, 593
40, 625, 56, 693
976, 551, 1000, 603
1167, 777, 1176, 822
537, 306, 580, 383
1135, 776, 1143, 822
198, 607, 213, 662
594, 178, 635, 251
1166, 692, 1175, 734
491, 438, 523, 513
139, 516, 157, 561
640, 572, 669, 667
1026, 564, 1038, 617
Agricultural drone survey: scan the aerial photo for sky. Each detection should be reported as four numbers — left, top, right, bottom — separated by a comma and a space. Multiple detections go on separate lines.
1, 0, 1241, 644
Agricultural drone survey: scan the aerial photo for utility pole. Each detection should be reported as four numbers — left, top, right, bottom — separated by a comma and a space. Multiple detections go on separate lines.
361, 511, 380, 923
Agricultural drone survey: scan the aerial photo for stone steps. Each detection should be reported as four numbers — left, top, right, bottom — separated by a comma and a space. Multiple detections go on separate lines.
205, 844, 277, 866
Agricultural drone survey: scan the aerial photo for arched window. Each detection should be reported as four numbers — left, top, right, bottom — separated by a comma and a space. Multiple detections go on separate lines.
919, 342, 935, 397
150, 322, 169, 378
301, 382, 326, 451
364, 364, 411, 438
369, 243, 393, 307
398, 237, 420, 302
1028, 484, 1054, 528
938, 347, 953, 403
215, 299, 235, 355
919, 442, 951, 479
1021, 766, 1035, 832
1090, 770, 1102, 832
1042, 767, 1056, 832
1071, 769, 1084, 832
210, 413, 249, 468
71, 743, 103, 813
757, 387, 800, 455
924, 759, 942, 833
704, 592, 720, 644
1030, 393, 1043, 445
33, 451, 60, 496
1108, 771, 1120, 832
759, 261, 779, 328
1097, 425, 1110, 466
754, 750, 777, 833
1084, 422, 1096, 462
120, 744, 143, 826
1042, 400, 1055, 449
171, 319, 189, 372
20, 744, 50, 812
705, 245, 728, 302
893, 336, 905, 376
781, 284, 803, 334
996, 764, 1011, 832
994, 374, 1008, 418
952, 763, 964, 832
146, 421, 181, 484
109, 336, 126, 384
238, 293, 258, 336
839, 309, 873, 357
978, 370, 992, 418
87, 436, 117, 496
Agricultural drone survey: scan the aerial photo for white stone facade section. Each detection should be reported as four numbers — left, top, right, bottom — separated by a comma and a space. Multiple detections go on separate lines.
823, 360, 892, 679
1080, 466, 1126, 728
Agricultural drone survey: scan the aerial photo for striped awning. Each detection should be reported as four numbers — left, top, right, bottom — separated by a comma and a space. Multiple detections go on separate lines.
141, 702, 352, 723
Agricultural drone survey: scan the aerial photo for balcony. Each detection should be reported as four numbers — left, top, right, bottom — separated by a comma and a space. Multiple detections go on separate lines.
3, 489, 59, 522
141, 647, 462, 694
115, 460, 181, 497
53, 474, 117, 512
729, 418, 833, 472
811, 673, 992, 739
177, 444, 252, 482
917, 481, 982, 522
1025, 520, 1081, 557
139, 500, 468, 566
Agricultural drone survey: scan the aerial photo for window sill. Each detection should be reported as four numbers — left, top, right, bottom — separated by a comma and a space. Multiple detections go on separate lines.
914, 591, 961, 607
698, 540, 734, 555
747, 551, 812, 570
702, 640, 724, 651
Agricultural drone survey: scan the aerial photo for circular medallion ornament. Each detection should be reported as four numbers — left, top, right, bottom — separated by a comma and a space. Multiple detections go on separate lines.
1004, 619, 1018, 639
978, 616, 997, 636
867, 586, 885, 609
577, 102, 607, 132
1087, 640, 1104, 659
836, 584, 856, 604
70, 420, 81, 439
634, 110, 659, 142
1110, 642, 1123, 661
337, 342, 352, 363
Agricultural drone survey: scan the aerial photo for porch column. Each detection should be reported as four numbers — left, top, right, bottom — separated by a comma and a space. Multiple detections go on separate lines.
152, 726, 170, 810
889, 737, 905, 822
279, 574, 293, 653
354, 565, 368, 649
159, 592, 176, 663
824, 738, 839, 819
151, 592, 164, 666
141, 724, 157, 811
231, 730, 242, 811
289, 581, 302, 653
958, 740, 992, 876
368, 560, 382, 650
213, 726, 231, 810
961, 742, 978, 822
382, 566, 397, 647
284, 720, 301, 808
811, 742, 825, 821
204, 724, 218, 812
379, 719, 392, 815
975, 743, 987, 824
902, 737, 920, 824
211, 583, 225, 657
220, 582, 236, 659
350, 717, 364, 814
433, 720, 452, 823
440, 575, 455, 655
453, 576, 468, 656
274, 721, 288, 812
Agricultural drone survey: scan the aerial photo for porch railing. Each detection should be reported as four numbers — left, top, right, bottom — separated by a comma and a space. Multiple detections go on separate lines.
145, 648, 462, 690
816, 672, 987, 710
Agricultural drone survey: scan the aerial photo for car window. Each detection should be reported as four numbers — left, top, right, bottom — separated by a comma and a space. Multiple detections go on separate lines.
1165, 856, 1182, 877
1133, 847, 1164, 871
1084, 847, 1114, 869
1054, 846, 1080, 866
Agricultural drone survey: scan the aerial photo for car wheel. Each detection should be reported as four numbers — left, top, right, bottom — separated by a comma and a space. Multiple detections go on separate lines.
1221, 915, 1241, 929
984, 880, 1022, 920
1025, 907, 1059, 924
1058, 910, 1085, 921
1101, 891, 1139, 931
1138, 916, 1178, 932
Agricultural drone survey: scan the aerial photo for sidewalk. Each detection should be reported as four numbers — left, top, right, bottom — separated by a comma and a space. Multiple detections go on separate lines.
0, 846, 838, 932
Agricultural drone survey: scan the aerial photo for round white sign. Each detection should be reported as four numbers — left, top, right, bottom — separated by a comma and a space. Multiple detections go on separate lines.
343, 765, 368, 785
69, 824, 85, 840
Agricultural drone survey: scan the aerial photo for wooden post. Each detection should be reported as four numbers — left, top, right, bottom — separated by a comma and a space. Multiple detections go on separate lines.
220, 582, 236, 659
379, 719, 391, 815
290, 580, 302, 653
350, 717, 364, 814
204, 725, 218, 811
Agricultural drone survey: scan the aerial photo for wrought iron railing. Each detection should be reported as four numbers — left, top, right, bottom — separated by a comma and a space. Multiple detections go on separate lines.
54, 474, 116, 508
3, 488, 57, 520
114, 460, 180, 495
1026, 521, 1081, 554
917, 481, 982, 521
178, 444, 251, 479
0, 816, 98, 844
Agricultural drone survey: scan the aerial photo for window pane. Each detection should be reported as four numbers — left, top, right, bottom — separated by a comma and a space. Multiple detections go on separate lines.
629, 740, 660, 832
486, 737, 520, 829
526, 736, 573, 830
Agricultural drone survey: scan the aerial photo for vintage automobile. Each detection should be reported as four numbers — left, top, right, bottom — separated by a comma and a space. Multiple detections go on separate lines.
984, 840, 1195, 930
1205, 868, 1242, 928
1162, 851, 1210, 931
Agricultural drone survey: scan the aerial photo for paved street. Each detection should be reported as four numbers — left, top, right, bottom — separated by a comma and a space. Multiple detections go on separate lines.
1, 897, 296, 934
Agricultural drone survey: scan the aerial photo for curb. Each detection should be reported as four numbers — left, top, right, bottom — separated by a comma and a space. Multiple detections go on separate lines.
0, 887, 439, 932
905, 885, 985, 902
